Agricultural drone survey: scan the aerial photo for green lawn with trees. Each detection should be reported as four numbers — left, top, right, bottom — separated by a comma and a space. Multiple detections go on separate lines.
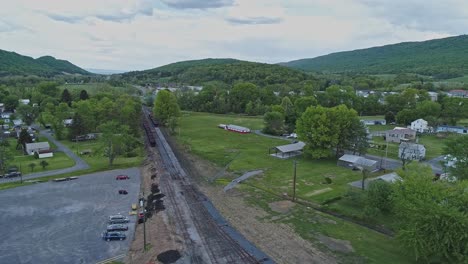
173, 111, 416, 263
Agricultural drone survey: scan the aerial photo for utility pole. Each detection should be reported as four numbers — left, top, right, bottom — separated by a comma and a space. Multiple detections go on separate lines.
292, 160, 297, 202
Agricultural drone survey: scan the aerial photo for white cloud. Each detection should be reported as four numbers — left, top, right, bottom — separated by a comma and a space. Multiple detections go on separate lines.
0, 0, 464, 71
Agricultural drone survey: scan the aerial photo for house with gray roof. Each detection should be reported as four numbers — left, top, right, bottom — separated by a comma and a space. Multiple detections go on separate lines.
399, 142, 426, 161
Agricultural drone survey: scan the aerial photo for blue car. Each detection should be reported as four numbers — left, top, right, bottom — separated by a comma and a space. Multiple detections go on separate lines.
102, 231, 126, 241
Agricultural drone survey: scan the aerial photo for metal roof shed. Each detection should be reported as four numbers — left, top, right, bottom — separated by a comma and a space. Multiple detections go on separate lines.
270, 141, 305, 159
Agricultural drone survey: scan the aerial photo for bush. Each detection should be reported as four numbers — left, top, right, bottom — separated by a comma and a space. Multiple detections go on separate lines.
33, 152, 39, 159
323, 177, 332, 184
366, 180, 394, 213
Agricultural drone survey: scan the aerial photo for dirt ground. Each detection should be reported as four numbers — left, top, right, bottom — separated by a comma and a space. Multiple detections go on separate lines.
128, 134, 337, 264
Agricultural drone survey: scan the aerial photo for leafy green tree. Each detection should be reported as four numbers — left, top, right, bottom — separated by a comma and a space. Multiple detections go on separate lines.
16, 104, 39, 126
324, 85, 356, 108
384, 111, 395, 124
61, 88, 73, 106
393, 164, 468, 263
396, 109, 418, 125
0, 140, 13, 175
296, 106, 339, 158
167, 116, 179, 135
68, 113, 86, 141
4, 95, 19, 111
366, 180, 393, 213
262, 111, 284, 136
99, 121, 138, 167
245, 101, 255, 116
153, 90, 181, 125
229, 82, 259, 113
17, 129, 32, 153
79, 89, 89, 100
28, 163, 36, 172
37, 81, 60, 97
440, 97, 467, 125
294, 96, 317, 117
443, 135, 468, 180
281, 96, 296, 132
40, 160, 49, 170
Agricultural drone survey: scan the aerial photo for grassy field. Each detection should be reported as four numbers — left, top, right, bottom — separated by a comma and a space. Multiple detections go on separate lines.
444, 75, 468, 83
174, 112, 414, 263
367, 124, 393, 132
59, 138, 144, 171
359, 115, 384, 120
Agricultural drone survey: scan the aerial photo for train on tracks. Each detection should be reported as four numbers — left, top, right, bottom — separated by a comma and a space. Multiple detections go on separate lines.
142, 107, 157, 147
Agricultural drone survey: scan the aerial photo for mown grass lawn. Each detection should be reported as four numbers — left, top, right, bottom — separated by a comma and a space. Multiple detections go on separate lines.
60, 139, 145, 171
175, 112, 414, 263
6, 138, 75, 175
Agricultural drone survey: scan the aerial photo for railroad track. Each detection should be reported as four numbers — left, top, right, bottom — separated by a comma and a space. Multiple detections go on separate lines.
142, 107, 260, 263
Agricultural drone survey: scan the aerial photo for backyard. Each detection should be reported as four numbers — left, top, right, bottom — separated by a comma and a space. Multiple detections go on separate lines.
174, 112, 414, 263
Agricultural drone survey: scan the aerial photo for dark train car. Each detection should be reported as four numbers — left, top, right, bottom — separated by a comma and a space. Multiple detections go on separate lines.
148, 113, 159, 127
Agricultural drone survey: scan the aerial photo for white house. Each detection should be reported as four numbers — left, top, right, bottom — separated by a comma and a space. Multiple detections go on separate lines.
25, 142, 51, 156
410, 119, 429, 133
19, 99, 30, 105
399, 142, 426, 161
63, 119, 73, 127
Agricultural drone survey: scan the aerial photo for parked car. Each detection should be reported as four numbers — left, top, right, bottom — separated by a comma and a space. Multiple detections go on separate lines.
118, 189, 128, 195
131, 204, 137, 210
4, 171, 21, 178
102, 231, 126, 241
109, 215, 129, 224
116, 175, 130, 180
107, 224, 128, 232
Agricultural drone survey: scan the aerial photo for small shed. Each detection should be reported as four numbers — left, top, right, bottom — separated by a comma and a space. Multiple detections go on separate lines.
25, 142, 50, 155
338, 154, 378, 171
269, 141, 305, 159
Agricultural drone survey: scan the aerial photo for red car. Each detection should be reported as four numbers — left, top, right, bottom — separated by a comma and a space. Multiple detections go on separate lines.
118, 190, 128, 195
116, 175, 130, 180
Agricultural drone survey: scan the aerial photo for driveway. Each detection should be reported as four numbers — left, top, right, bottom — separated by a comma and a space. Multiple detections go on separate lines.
0, 130, 90, 183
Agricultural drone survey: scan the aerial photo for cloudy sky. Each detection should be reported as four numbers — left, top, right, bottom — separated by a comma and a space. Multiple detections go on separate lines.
0, 0, 466, 71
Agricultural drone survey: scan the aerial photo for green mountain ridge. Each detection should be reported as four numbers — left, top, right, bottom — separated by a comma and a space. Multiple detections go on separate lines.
0, 49, 89, 77
120, 58, 308, 86
282, 35, 468, 76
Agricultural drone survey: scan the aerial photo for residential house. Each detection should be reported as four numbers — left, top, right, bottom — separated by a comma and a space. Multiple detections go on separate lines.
361, 119, 386, 125
337, 154, 378, 171
12, 119, 23, 128
1, 112, 12, 119
0, 103, 4, 113
410, 118, 429, 133
436, 125, 468, 134
447, 89, 468, 98
19, 99, 30, 105
385, 127, 416, 143
25, 142, 51, 156
63, 119, 73, 127
427, 91, 438, 102
399, 142, 426, 161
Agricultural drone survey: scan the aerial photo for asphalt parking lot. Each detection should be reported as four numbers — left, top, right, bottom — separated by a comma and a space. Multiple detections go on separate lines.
0, 167, 141, 264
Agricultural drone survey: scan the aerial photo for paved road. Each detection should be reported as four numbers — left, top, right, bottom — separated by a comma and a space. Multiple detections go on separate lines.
253, 130, 293, 141
424, 155, 444, 174
0, 168, 141, 264
0, 130, 90, 183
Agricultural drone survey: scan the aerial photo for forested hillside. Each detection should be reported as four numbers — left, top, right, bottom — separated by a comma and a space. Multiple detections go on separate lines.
0, 49, 89, 77
283, 35, 468, 77
120, 59, 309, 86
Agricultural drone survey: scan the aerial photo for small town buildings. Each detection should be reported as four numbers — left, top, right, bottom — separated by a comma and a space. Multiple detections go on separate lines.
410, 118, 429, 133
1, 112, 12, 119
12, 119, 23, 127
399, 142, 426, 161
25, 142, 51, 156
361, 119, 386, 125
385, 127, 416, 143
337, 154, 378, 171
447, 89, 468, 98
436, 125, 468, 134
269, 141, 305, 159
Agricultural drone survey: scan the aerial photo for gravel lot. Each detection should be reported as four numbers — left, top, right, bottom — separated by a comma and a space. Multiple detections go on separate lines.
0, 168, 141, 264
